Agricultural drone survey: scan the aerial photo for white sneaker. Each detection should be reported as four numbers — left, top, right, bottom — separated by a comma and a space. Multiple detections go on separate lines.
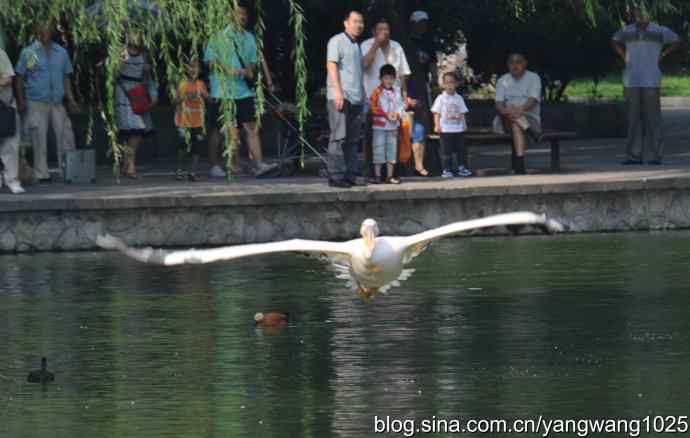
7, 181, 25, 194
441, 169, 455, 179
457, 165, 473, 177
208, 165, 227, 178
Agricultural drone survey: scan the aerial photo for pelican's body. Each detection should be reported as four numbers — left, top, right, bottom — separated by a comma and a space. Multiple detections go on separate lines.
97, 212, 563, 302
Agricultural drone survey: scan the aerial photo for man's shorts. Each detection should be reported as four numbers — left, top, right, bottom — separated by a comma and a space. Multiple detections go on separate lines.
412, 121, 426, 144
207, 97, 256, 129
372, 129, 398, 164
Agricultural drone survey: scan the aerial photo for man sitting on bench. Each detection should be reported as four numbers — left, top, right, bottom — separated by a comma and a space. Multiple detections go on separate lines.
493, 52, 543, 175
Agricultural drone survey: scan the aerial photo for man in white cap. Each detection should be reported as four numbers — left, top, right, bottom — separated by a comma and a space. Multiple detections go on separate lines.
403, 10, 436, 177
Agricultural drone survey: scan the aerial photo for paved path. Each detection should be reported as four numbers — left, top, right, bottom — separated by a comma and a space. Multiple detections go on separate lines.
1, 109, 688, 207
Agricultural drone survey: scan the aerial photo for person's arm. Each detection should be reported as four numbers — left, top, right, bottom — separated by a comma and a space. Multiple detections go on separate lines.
327, 61, 344, 111
431, 97, 441, 133
661, 40, 682, 61
611, 28, 626, 61
15, 75, 26, 113
64, 75, 79, 112
62, 52, 78, 112
362, 39, 379, 70
400, 75, 409, 102
14, 49, 27, 113
611, 40, 626, 61
661, 27, 682, 61
495, 80, 510, 118
260, 57, 276, 92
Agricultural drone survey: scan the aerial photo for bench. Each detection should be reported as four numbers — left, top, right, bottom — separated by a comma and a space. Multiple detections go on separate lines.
427, 130, 578, 173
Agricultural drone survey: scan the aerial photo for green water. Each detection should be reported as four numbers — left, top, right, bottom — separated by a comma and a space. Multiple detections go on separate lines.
1, 233, 689, 437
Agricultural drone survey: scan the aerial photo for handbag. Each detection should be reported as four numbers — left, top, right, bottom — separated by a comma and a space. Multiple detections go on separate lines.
230, 35, 257, 90
0, 98, 17, 139
398, 111, 413, 164
119, 75, 151, 115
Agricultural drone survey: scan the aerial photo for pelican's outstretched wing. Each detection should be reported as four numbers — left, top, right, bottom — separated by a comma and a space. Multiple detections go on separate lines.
401, 212, 563, 263
96, 235, 353, 266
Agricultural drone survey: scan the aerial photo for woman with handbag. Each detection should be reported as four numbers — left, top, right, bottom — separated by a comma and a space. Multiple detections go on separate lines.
115, 32, 158, 179
0, 48, 25, 194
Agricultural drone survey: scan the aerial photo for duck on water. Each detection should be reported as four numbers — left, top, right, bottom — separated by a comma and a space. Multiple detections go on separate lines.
27, 357, 54, 383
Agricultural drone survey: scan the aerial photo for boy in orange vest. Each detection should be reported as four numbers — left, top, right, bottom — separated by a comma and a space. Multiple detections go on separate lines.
369, 64, 404, 184
175, 58, 209, 182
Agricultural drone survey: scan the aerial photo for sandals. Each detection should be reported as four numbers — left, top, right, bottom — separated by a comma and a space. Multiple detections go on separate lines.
414, 168, 431, 177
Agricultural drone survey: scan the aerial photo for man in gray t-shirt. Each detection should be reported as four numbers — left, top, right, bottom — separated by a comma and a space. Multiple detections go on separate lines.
325, 10, 366, 188
612, 7, 681, 165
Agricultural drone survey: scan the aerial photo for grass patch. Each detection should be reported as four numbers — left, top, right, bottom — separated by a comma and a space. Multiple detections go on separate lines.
565, 74, 690, 100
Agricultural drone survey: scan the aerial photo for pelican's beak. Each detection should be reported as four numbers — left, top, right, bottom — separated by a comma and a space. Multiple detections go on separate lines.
362, 230, 376, 259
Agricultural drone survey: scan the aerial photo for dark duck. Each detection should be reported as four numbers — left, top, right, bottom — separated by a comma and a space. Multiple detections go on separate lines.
27, 357, 54, 383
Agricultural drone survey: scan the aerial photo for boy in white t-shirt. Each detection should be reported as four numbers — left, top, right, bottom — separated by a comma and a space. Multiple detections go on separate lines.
432, 72, 471, 178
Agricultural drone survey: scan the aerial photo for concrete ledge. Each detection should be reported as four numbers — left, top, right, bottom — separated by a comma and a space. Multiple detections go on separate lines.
3, 172, 690, 213
2, 170, 690, 252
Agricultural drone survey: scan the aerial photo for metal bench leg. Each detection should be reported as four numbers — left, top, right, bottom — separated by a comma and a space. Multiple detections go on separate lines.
550, 139, 561, 173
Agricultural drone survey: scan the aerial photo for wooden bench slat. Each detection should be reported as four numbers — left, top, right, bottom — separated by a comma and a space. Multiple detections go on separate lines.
425, 130, 577, 173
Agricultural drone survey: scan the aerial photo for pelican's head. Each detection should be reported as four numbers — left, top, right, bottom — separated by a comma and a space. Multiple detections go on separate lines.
360, 218, 380, 258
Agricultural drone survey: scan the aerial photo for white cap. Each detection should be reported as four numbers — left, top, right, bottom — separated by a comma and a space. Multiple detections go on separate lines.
254, 312, 264, 322
410, 11, 430, 23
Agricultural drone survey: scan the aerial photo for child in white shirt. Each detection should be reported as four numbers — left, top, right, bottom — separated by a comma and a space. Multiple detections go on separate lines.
432, 72, 471, 178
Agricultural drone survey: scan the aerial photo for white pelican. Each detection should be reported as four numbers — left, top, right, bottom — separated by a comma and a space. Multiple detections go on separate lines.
96, 212, 563, 303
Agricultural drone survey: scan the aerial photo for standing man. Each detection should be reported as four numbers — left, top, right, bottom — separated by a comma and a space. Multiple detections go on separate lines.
15, 21, 78, 182
494, 53, 543, 175
205, 4, 277, 178
361, 17, 411, 178
403, 10, 436, 177
1, 47, 25, 193
326, 10, 366, 188
612, 7, 681, 165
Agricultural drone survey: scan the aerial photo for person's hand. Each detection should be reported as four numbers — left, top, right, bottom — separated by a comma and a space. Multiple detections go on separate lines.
17, 100, 27, 115
434, 124, 441, 134
406, 97, 417, 109
66, 98, 80, 114
507, 106, 522, 120
150, 96, 159, 107
334, 88, 345, 112
387, 112, 398, 122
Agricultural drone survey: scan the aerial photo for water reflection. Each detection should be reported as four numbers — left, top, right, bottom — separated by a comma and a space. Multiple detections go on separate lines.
1, 232, 690, 437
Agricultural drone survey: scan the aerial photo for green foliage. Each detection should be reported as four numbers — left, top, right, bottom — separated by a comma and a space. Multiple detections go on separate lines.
0, 0, 309, 180
566, 74, 690, 99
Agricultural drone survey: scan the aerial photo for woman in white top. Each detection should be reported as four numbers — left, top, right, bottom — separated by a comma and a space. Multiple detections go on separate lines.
0, 48, 25, 193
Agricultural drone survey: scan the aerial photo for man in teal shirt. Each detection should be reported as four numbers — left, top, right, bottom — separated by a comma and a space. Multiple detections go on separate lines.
204, 5, 276, 178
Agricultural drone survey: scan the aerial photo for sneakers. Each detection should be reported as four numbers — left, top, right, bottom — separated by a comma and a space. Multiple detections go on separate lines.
457, 165, 473, 177
7, 181, 25, 194
253, 161, 280, 177
208, 165, 227, 178
441, 169, 455, 179
175, 169, 186, 181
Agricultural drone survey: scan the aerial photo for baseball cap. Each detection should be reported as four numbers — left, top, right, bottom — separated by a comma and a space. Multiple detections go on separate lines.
409, 11, 430, 23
